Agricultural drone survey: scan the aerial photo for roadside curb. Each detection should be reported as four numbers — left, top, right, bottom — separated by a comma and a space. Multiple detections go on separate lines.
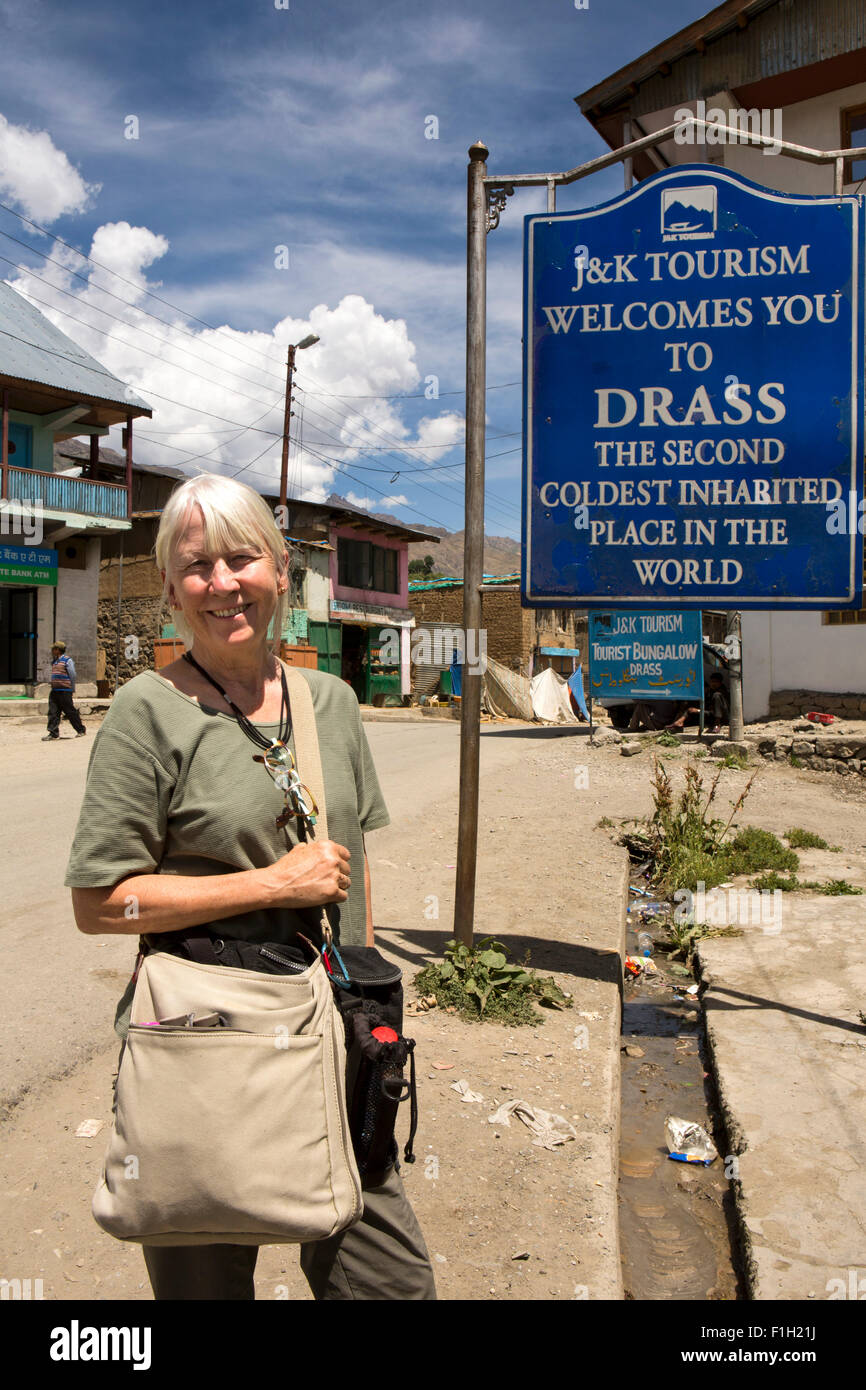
694, 873, 866, 1301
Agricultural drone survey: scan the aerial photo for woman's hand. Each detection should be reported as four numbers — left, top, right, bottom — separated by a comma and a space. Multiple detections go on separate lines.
260, 840, 351, 908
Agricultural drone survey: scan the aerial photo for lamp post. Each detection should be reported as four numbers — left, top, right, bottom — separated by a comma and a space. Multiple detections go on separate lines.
279, 333, 320, 518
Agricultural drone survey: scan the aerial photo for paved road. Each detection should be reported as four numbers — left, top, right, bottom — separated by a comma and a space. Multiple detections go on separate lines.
0, 717, 580, 1111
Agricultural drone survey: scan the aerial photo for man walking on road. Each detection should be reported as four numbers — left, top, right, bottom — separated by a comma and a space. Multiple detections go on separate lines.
43, 640, 86, 741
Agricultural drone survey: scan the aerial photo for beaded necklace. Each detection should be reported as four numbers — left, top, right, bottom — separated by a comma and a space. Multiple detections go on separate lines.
182, 651, 317, 832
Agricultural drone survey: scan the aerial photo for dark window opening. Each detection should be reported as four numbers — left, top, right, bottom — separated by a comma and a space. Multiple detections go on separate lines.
338, 538, 399, 594
842, 103, 866, 185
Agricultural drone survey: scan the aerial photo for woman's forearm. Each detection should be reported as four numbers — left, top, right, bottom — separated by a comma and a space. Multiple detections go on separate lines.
72, 866, 280, 936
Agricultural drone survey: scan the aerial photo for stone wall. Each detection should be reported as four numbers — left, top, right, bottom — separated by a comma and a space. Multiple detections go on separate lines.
99, 554, 164, 601
756, 733, 866, 778
97, 596, 173, 687
767, 689, 866, 719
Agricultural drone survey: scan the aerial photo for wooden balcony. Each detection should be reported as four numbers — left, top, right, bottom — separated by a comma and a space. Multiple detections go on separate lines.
3, 467, 129, 520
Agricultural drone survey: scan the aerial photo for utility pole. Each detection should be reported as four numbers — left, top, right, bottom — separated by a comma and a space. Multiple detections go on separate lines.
453, 141, 489, 949
279, 334, 320, 519
279, 343, 297, 519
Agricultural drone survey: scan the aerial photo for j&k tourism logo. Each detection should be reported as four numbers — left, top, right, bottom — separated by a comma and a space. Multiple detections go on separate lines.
661, 186, 717, 242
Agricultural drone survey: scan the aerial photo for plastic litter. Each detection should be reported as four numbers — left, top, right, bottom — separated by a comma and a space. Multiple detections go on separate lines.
664, 1115, 718, 1165
625, 954, 658, 977
450, 1079, 484, 1103
74, 1119, 104, 1139
636, 931, 654, 957
487, 1098, 578, 1149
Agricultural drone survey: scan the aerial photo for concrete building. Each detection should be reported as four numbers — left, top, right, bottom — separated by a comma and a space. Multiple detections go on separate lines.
281, 494, 440, 703
0, 281, 151, 688
576, 0, 866, 720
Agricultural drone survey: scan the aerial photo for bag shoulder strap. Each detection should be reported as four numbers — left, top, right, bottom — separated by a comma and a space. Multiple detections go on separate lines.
280, 664, 340, 947
281, 664, 329, 841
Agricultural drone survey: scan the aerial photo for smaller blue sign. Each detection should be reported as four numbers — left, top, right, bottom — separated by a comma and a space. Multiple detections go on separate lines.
0, 545, 56, 567
589, 609, 704, 703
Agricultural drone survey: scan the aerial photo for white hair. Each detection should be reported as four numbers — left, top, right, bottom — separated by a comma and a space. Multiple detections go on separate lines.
155, 472, 289, 652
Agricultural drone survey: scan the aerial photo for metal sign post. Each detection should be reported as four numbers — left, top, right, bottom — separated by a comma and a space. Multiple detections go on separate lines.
455, 122, 866, 948
453, 143, 489, 948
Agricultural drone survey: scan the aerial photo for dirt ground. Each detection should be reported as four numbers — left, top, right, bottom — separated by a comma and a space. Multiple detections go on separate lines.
1, 712, 863, 1301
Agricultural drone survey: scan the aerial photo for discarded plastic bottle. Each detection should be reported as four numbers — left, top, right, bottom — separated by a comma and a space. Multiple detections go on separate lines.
636, 931, 654, 958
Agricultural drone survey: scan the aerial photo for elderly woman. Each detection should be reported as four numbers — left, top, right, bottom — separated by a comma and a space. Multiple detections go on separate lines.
65, 472, 435, 1301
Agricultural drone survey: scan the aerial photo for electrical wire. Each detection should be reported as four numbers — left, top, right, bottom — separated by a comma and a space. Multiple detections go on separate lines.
293, 388, 521, 527
0, 231, 285, 393
5, 273, 287, 414
0, 201, 523, 404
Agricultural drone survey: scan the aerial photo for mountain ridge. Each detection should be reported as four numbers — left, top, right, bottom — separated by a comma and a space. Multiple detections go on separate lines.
327, 492, 520, 578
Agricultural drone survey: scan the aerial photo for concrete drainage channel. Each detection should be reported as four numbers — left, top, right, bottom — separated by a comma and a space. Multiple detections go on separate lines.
617, 864, 746, 1302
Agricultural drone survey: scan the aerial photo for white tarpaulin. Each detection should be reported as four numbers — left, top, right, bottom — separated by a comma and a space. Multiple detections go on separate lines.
529, 666, 579, 724
482, 657, 534, 721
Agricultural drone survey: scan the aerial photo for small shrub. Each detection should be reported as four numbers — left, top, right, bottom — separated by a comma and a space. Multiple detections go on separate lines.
645, 758, 757, 894
721, 752, 749, 770
785, 828, 830, 850
752, 872, 800, 891
789, 754, 803, 768
655, 731, 682, 748
413, 938, 571, 1026
726, 827, 799, 876
800, 878, 863, 896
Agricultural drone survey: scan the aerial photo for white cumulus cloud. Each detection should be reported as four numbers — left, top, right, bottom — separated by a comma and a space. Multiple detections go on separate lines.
7, 221, 446, 513
0, 113, 99, 222
414, 410, 465, 460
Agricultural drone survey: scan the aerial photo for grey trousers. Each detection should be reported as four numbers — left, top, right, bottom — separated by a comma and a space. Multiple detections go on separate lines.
142, 1166, 437, 1301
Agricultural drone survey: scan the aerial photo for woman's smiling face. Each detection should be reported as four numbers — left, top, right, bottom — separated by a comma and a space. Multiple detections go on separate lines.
166, 507, 286, 658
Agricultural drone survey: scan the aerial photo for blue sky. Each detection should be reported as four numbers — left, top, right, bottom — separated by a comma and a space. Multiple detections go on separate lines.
0, 0, 714, 540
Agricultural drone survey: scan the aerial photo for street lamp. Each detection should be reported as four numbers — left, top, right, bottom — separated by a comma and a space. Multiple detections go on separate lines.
279, 334, 320, 515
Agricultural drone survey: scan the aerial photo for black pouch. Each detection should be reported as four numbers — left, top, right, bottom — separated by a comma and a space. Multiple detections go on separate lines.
140, 930, 418, 1184
327, 945, 418, 1184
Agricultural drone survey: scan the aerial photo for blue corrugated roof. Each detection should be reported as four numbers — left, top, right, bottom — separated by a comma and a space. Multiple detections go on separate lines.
0, 280, 152, 412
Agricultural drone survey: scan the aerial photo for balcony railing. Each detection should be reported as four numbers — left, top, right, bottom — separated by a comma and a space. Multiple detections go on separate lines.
3, 467, 129, 520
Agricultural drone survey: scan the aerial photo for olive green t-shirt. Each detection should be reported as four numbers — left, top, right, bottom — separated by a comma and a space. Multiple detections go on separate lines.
64, 665, 389, 1033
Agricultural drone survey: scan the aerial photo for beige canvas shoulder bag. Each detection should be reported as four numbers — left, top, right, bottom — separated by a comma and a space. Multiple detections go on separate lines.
91, 667, 363, 1246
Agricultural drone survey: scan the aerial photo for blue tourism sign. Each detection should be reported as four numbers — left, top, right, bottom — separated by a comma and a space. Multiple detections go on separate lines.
588, 608, 704, 703
523, 166, 865, 608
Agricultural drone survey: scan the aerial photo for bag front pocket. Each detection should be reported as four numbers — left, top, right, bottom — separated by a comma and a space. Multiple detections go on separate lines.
94, 1024, 361, 1245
